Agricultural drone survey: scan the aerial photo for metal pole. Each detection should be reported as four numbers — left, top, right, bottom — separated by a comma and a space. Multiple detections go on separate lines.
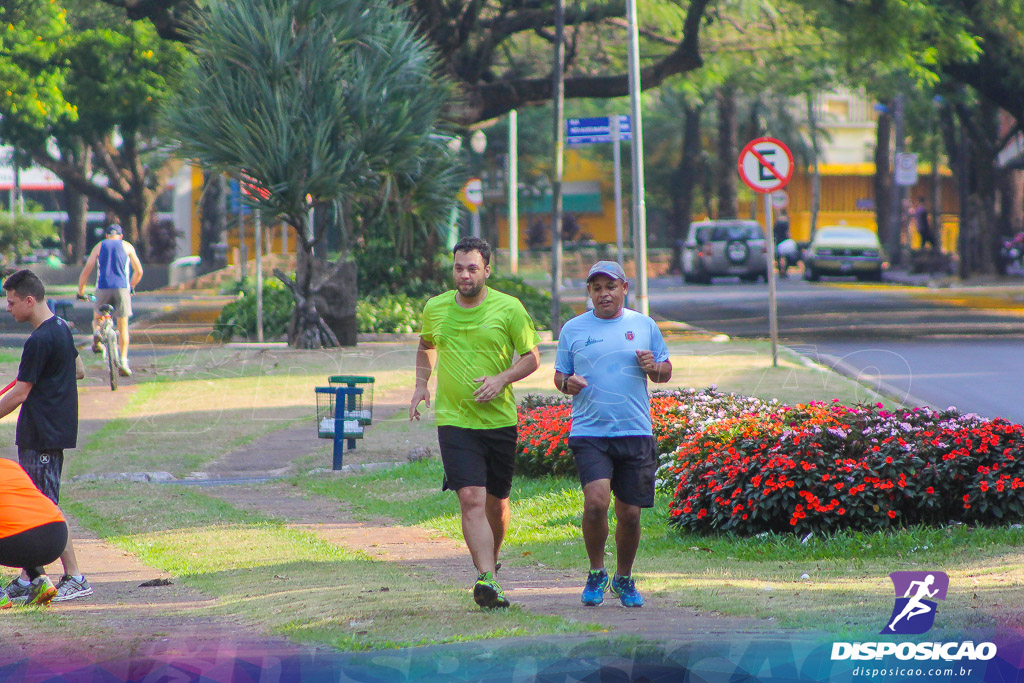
626, 0, 649, 315
550, 0, 565, 338
508, 110, 519, 275
612, 115, 625, 264
764, 194, 779, 367
255, 210, 264, 343
471, 207, 481, 238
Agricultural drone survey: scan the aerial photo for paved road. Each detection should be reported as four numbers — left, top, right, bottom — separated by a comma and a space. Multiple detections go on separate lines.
796, 339, 1024, 423
649, 276, 1024, 340
648, 275, 1024, 420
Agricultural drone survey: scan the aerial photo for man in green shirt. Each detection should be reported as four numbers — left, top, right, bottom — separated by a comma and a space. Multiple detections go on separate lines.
410, 237, 541, 609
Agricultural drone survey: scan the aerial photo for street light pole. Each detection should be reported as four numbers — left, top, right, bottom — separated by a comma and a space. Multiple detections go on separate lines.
550, 0, 565, 338
626, 0, 649, 315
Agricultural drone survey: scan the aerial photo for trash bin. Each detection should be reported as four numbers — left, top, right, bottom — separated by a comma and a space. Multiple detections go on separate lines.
315, 386, 365, 470
328, 375, 375, 425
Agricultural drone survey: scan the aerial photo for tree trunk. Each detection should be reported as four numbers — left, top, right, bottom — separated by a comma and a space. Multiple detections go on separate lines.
874, 105, 893, 249
969, 100, 1001, 275
59, 139, 90, 263
199, 172, 228, 274
716, 86, 738, 219
312, 258, 358, 346
670, 102, 702, 272
277, 217, 343, 349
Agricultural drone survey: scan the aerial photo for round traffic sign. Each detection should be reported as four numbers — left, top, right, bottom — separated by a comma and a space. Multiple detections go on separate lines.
461, 178, 484, 210
770, 190, 789, 210
738, 137, 794, 193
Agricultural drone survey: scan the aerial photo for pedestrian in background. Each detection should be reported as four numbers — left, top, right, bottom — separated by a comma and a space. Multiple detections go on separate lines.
554, 261, 672, 608
409, 237, 541, 609
914, 196, 937, 251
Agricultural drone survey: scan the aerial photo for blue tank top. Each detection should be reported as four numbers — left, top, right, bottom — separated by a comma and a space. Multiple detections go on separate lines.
97, 240, 129, 289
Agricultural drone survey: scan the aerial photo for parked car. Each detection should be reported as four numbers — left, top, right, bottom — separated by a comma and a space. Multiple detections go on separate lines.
803, 226, 887, 282
680, 219, 769, 284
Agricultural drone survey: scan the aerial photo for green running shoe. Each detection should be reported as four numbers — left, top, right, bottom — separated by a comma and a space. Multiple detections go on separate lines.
610, 574, 644, 608
473, 571, 510, 609
26, 576, 57, 606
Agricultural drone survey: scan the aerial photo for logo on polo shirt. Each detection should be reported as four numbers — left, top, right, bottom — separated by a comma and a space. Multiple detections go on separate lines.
584, 336, 603, 347
625, 331, 634, 341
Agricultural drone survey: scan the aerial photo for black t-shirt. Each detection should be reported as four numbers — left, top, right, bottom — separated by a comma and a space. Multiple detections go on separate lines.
16, 315, 79, 450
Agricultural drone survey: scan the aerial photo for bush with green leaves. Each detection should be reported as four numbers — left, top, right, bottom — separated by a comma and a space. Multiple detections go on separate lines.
0, 212, 59, 262
356, 294, 425, 334
489, 274, 573, 331
213, 277, 295, 341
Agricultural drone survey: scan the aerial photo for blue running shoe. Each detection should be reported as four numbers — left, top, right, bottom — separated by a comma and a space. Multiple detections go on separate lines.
610, 574, 644, 608
581, 569, 609, 606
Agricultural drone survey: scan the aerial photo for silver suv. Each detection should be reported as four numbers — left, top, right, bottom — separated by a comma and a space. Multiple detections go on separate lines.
680, 219, 769, 284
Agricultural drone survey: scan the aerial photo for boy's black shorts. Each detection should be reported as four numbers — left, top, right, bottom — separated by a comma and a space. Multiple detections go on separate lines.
18, 448, 65, 504
568, 436, 657, 508
437, 425, 517, 499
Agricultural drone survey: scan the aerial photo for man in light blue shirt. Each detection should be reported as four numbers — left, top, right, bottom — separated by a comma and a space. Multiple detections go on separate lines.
554, 260, 671, 608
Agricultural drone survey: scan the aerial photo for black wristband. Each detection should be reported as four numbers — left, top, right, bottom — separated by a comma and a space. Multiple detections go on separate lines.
560, 376, 569, 393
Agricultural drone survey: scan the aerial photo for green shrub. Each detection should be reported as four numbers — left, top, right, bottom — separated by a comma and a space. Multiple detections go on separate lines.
213, 277, 294, 341
356, 294, 426, 334
489, 274, 573, 331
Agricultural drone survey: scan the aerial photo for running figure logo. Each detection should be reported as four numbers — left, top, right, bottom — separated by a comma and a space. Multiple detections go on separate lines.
882, 571, 949, 635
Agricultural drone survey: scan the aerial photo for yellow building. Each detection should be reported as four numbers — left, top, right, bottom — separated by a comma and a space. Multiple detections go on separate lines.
492, 150, 622, 250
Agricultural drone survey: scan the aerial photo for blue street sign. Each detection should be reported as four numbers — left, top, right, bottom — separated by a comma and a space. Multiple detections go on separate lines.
228, 179, 250, 216
566, 115, 632, 146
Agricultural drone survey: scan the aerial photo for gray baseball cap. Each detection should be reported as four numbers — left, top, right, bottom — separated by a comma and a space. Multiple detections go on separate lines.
586, 260, 627, 282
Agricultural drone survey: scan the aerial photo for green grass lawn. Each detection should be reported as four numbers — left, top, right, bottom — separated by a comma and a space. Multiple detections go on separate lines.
295, 457, 1024, 638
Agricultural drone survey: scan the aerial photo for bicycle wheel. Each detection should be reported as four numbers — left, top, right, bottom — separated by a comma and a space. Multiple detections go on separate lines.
105, 328, 118, 391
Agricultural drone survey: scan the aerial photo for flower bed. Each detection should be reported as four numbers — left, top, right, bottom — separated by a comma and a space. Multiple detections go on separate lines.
515, 388, 777, 478
667, 401, 1024, 535
516, 390, 1024, 536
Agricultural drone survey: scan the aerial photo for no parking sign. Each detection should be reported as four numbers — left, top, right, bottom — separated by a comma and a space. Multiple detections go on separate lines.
737, 137, 794, 193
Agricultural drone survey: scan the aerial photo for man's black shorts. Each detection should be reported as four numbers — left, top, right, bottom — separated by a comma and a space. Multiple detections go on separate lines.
437, 425, 517, 499
18, 448, 65, 504
568, 436, 657, 508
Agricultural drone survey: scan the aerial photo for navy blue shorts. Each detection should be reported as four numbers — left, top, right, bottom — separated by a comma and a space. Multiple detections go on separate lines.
18, 449, 64, 504
437, 426, 517, 499
568, 436, 657, 508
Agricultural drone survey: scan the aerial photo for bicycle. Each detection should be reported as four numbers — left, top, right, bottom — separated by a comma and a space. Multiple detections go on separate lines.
78, 294, 120, 391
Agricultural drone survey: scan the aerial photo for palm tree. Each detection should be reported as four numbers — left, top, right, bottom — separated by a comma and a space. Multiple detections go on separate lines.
162, 0, 462, 347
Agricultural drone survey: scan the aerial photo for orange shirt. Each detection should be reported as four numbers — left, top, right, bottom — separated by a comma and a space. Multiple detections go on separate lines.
0, 459, 65, 538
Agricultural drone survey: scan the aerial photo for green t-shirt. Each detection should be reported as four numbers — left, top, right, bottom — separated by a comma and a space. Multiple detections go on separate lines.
420, 287, 541, 429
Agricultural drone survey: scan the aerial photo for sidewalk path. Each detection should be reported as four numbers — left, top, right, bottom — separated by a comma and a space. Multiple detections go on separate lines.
201, 389, 782, 641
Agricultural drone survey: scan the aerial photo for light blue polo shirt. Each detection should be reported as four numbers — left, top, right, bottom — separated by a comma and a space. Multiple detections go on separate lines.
554, 308, 670, 437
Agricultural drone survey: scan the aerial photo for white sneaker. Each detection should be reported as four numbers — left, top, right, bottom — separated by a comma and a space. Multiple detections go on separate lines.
119, 362, 132, 377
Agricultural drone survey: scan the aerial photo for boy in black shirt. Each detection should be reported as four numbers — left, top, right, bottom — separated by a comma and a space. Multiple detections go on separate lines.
0, 270, 91, 604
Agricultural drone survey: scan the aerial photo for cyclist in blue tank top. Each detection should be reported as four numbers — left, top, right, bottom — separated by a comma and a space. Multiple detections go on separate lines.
77, 224, 144, 376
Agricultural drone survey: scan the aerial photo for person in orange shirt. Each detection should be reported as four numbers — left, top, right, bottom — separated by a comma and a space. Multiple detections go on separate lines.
0, 459, 68, 607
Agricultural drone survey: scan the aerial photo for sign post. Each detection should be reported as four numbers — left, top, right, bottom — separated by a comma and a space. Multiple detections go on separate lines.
737, 137, 794, 368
